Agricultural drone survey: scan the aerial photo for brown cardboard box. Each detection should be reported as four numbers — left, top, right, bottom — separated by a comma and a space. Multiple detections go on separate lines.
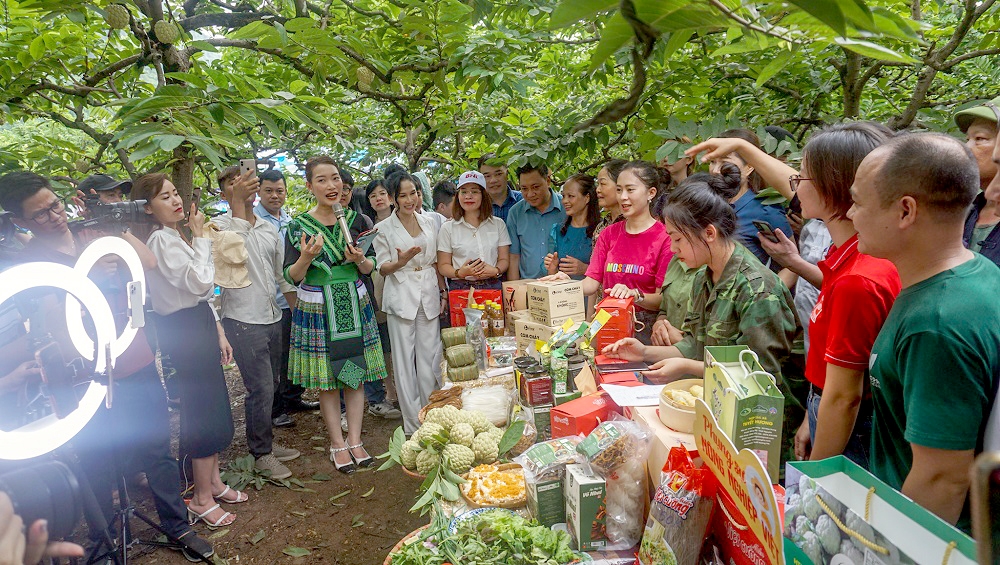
630, 405, 697, 487
528, 280, 586, 326
513, 318, 560, 353
502, 279, 535, 328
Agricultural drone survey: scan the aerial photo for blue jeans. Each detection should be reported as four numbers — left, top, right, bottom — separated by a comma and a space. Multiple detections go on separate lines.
340, 380, 386, 413
807, 387, 872, 470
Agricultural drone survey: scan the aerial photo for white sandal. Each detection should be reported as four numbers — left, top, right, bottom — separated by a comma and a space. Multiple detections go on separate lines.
187, 503, 235, 529
214, 485, 248, 504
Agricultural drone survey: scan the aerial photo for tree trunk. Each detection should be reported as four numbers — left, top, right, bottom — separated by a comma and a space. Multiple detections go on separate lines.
840, 49, 863, 119
172, 144, 196, 208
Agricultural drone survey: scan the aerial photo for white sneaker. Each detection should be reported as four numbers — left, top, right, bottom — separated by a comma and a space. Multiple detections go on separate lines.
368, 402, 402, 419
341, 412, 349, 433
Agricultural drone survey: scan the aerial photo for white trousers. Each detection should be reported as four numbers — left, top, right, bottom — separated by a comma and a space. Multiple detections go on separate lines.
387, 306, 443, 434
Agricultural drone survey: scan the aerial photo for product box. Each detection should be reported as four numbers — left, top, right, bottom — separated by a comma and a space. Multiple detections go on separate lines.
526, 475, 565, 527
594, 297, 635, 351
523, 403, 553, 440
527, 280, 586, 326
630, 405, 697, 488
513, 318, 560, 354
550, 392, 620, 438
565, 463, 608, 552
553, 390, 582, 406
595, 370, 641, 387
502, 279, 534, 329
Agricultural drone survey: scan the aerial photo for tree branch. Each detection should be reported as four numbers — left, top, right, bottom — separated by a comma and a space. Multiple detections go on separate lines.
941, 47, 1000, 69
85, 54, 144, 87
339, 0, 401, 28
179, 11, 283, 32
708, 0, 802, 45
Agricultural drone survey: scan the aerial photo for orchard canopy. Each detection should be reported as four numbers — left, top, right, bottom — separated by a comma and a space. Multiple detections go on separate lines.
1, 0, 998, 206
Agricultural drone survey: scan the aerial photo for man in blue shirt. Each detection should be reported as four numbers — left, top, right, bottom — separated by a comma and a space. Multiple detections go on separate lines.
506, 163, 566, 280
252, 170, 319, 428
479, 153, 522, 221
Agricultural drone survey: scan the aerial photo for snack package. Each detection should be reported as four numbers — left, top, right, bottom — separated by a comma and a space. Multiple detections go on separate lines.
514, 436, 582, 479
638, 447, 716, 565
576, 414, 653, 476
464, 307, 488, 371
507, 405, 538, 457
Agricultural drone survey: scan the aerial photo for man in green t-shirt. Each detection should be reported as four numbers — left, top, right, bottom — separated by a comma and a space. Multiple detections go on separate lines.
847, 132, 1000, 530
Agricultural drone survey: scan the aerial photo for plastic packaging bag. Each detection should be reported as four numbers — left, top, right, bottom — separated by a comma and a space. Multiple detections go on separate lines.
463, 307, 488, 372
506, 405, 538, 457
461, 385, 510, 426
575, 413, 653, 476
514, 436, 582, 479
638, 447, 716, 565
606, 458, 648, 549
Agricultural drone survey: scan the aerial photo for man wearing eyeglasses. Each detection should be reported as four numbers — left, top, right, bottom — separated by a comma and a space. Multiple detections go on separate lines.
955, 97, 1000, 267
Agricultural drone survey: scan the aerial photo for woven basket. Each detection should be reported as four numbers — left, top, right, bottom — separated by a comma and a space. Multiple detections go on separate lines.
383, 525, 429, 565
460, 463, 527, 509
417, 396, 463, 424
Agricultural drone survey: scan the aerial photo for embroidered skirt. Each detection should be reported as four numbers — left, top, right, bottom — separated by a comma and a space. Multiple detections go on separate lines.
289, 280, 387, 390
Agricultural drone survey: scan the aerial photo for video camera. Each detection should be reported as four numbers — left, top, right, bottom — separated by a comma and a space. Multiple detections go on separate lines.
0, 460, 83, 540
70, 193, 148, 234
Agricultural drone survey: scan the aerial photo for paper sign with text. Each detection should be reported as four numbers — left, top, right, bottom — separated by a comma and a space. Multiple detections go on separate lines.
694, 398, 783, 565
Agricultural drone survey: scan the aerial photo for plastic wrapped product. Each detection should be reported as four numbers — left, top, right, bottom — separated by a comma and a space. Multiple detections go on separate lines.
514, 436, 582, 479
638, 447, 716, 565
446, 344, 477, 367
464, 307, 488, 371
461, 385, 511, 426
576, 415, 653, 476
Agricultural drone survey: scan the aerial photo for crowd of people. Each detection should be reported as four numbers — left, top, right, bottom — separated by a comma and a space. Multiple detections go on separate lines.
1, 97, 1000, 563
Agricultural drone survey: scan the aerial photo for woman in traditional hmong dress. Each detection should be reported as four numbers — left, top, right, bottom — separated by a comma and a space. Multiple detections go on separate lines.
283, 156, 388, 474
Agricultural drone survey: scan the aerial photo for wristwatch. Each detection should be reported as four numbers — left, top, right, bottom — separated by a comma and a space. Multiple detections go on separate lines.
633, 289, 644, 302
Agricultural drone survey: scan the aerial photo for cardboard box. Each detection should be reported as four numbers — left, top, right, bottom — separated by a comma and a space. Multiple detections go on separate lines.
565, 464, 607, 552
528, 280, 586, 326
550, 392, 620, 439
594, 297, 635, 351
513, 318, 559, 353
502, 279, 534, 328
594, 370, 641, 387
526, 475, 565, 527
630, 405, 697, 487
523, 403, 552, 440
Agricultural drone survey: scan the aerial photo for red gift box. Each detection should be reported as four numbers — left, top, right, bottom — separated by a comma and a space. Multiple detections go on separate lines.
549, 392, 621, 438
709, 483, 785, 565
448, 289, 502, 327
594, 296, 635, 351
594, 371, 640, 386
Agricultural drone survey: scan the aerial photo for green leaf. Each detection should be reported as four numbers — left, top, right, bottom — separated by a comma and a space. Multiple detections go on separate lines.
833, 37, 918, 64
549, 0, 616, 28
249, 529, 266, 545
157, 134, 185, 151
587, 13, 632, 73
311, 473, 332, 481
755, 49, 794, 88
351, 513, 364, 527
282, 546, 311, 557
29, 36, 46, 60
361, 487, 375, 498
498, 420, 526, 456
284, 17, 314, 32
787, 0, 846, 36
208, 528, 230, 540
329, 489, 351, 502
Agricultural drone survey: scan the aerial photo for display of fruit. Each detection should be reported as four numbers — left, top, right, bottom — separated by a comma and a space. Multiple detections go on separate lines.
441, 444, 476, 474
445, 344, 476, 367
104, 4, 129, 29
154, 20, 180, 44
450, 423, 475, 447
399, 408, 505, 476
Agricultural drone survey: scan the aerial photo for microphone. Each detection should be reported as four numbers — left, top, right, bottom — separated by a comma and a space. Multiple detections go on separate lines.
331, 203, 354, 247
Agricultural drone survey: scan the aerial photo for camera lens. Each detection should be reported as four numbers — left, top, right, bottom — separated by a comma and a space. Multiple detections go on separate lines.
0, 461, 82, 539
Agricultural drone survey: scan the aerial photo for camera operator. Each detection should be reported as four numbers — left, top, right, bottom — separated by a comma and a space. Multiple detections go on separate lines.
0, 172, 215, 561
78, 174, 131, 205
0, 492, 84, 565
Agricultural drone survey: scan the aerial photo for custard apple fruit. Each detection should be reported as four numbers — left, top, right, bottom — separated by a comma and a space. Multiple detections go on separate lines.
104, 4, 129, 30
154, 20, 180, 44
468, 411, 492, 434
356, 67, 374, 91
415, 448, 440, 475
400, 439, 420, 470
425, 405, 459, 430
442, 443, 475, 474
449, 423, 475, 447
472, 432, 500, 465
414, 422, 445, 447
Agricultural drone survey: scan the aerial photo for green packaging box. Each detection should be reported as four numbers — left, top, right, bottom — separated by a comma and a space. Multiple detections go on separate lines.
526, 475, 565, 527
565, 463, 607, 552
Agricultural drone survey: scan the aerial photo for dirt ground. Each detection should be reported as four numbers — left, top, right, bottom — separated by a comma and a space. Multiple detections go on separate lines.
125, 367, 426, 565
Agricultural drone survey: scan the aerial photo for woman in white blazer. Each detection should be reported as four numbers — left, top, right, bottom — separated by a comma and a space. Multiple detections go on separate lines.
374, 172, 445, 434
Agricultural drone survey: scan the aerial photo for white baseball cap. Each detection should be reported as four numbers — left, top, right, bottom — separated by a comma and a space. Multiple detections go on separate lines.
457, 170, 486, 190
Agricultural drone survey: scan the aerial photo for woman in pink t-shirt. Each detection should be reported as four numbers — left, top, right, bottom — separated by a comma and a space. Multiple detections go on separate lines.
545, 160, 673, 342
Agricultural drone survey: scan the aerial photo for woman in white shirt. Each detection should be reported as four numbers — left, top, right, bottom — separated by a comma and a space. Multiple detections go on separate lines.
374, 173, 444, 433
437, 171, 510, 291
133, 173, 238, 529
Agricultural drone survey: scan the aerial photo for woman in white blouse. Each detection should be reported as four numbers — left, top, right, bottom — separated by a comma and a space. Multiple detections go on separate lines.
437, 171, 510, 291
132, 173, 238, 529
374, 173, 444, 433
